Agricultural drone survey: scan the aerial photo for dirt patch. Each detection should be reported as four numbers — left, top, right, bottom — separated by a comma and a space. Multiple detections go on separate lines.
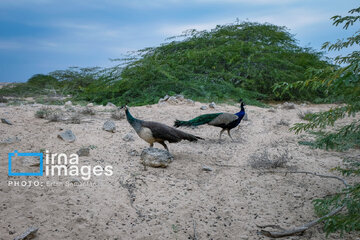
0, 102, 359, 239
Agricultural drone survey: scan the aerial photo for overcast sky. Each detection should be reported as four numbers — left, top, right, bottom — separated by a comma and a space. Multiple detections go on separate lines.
0, 0, 358, 82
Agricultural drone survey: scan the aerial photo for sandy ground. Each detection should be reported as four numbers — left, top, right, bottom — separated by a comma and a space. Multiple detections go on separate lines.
0, 100, 359, 240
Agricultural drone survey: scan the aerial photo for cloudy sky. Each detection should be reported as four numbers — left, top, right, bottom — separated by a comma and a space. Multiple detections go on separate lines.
0, 0, 358, 82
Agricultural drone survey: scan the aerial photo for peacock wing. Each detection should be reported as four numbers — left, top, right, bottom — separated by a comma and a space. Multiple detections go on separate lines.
142, 121, 190, 143
208, 113, 238, 126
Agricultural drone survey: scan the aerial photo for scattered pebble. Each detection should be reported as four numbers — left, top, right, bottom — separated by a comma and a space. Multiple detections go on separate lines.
277, 119, 290, 126
103, 120, 116, 133
0, 136, 20, 145
76, 147, 90, 157
69, 178, 81, 184
141, 148, 173, 168
209, 102, 216, 108
1, 118, 12, 125
106, 102, 116, 107
202, 165, 213, 172
123, 133, 135, 142
58, 130, 76, 142
282, 102, 295, 109
200, 105, 208, 110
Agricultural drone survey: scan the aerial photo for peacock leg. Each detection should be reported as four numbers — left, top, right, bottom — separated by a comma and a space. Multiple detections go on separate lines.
227, 129, 234, 140
159, 142, 169, 151
219, 129, 225, 140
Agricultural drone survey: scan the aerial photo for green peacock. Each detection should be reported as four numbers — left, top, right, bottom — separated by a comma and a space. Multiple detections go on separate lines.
174, 101, 246, 140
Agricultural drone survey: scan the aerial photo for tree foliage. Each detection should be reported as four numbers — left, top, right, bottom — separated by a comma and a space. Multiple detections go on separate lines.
110, 21, 329, 105
0, 21, 331, 106
277, 6, 360, 236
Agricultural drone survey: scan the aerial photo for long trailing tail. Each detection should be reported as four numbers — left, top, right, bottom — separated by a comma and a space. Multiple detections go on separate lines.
174, 113, 221, 128
182, 133, 205, 141
194, 135, 205, 141
170, 127, 205, 142
183, 132, 205, 142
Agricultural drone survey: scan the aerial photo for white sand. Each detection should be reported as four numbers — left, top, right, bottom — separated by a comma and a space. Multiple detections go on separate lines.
0, 101, 359, 239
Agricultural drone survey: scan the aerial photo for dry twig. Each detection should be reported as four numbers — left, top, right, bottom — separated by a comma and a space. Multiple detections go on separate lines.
258, 170, 348, 238
191, 215, 198, 240
14, 226, 39, 240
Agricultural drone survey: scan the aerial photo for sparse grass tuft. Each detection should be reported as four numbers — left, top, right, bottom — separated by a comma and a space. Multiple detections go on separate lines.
80, 107, 96, 115
69, 113, 81, 124
47, 110, 63, 122
277, 119, 290, 126
35, 107, 64, 122
111, 109, 125, 120
0, 96, 8, 103
35, 107, 53, 119
249, 148, 290, 169
297, 110, 313, 120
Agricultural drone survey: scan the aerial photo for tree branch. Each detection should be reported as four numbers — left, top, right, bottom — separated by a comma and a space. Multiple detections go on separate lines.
258, 171, 349, 238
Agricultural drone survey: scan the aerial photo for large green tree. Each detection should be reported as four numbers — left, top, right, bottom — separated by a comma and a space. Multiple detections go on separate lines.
108, 21, 330, 105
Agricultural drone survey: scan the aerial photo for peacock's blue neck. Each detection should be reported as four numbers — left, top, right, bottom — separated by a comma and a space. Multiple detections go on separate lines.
235, 105, 245, 118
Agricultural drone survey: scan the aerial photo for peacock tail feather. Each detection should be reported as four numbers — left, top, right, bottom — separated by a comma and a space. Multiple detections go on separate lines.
174, 113, 222, 127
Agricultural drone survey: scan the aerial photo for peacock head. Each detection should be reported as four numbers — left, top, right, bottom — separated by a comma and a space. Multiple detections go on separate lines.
120, 105, 129, 111
239, 99, 245, 108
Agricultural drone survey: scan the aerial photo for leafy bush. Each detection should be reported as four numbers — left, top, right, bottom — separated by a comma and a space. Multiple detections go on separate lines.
278, 6, 360, 236
107, 21, 330, 104
0, 21, 332, 106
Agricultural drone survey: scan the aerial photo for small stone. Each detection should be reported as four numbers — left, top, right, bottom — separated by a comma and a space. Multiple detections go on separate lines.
277, 119, 290, 126
186, 99, 195, 105
122, 133, 135, 142
65, 101, 72, 106
1, 118, 12, 125
141, 148, 173, 168
111, 110, 125, 120
70, 178, 81, 184
209, 102, 216, 108
128, 149, 139, 156
163, 95, 170, 101
58, 130, 76, 142
293, 193, 302, 198
106, 102, 116, 107
175, 94, 184, 101
103, 120, 116, 133
76, 147, 90, 157
86, 103, 94, 107
200, 105, 207, 110
202, 165, 213, 172
282, 102, 295, 109
167, 96, 178, 104
0, 136, 20, 145
268, 108, 276, 113
0, 103, 7, 107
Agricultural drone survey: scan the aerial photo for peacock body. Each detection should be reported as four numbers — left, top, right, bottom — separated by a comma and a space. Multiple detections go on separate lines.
124, 106, 203, 151
174, 102, 245, 140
